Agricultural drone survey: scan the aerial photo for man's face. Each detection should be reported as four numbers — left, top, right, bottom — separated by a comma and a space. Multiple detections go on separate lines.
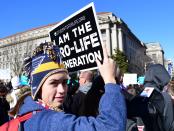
41, 72, 68, 108
79, 72, 86, 86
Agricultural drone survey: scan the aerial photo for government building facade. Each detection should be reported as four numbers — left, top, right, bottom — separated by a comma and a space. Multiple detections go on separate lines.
145, 42, 164, 65
0, 12, 158, 78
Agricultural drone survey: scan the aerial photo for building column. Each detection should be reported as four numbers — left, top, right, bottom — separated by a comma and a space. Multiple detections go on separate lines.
111, 23, 118, 55
106, 25, 111, 56
118, 28, 123, 52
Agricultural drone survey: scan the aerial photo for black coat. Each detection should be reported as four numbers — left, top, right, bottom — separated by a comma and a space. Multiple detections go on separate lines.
0, 97, 10, 126
126, 64, 173, 131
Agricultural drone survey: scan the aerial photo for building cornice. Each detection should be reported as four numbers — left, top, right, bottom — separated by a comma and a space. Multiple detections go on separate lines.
0, 34, 49, 48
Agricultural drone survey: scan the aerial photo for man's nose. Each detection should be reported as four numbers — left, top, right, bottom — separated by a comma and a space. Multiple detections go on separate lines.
57, 84, 66, 94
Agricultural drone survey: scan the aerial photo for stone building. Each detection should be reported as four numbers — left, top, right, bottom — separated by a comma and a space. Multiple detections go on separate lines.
0, 24, 54, 76
98, 12, 146, 75
0, 12, 147, 78
145, 42, 164, 65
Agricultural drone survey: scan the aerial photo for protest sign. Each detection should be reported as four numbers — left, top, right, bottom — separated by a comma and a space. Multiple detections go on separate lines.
138, 76, 145, 85
123, 73, 137, 86
49, 2, 103, 72
140, 87, 154, 97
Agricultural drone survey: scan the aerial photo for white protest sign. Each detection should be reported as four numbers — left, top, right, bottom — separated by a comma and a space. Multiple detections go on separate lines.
123, 73, 137, 86
49, 2, 103, 72
140, 87, 154, 97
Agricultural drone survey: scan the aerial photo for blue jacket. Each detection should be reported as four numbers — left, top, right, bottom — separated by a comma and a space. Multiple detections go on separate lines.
18, 83, 126, 131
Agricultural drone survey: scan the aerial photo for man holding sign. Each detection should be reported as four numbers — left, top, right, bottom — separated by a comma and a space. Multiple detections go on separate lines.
0, 3, 126, 131
0, 42, 126, 131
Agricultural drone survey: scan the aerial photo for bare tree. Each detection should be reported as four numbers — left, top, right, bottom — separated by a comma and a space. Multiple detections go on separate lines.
11, 47, 21, 76
10, 42, 31, 77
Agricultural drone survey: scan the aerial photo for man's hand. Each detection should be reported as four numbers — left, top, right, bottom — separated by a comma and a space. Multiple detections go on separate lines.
96, 44, 116, 84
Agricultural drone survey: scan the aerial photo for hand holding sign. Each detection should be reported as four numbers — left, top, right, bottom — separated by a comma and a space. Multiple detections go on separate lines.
50, 3, 103, 72
96, 44, 116, 84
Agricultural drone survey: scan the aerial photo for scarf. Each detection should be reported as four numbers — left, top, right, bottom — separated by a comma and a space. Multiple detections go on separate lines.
37, 99, 63, 112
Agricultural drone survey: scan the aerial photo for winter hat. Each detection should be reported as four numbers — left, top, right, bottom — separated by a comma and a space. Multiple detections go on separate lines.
24, 42, 68, 99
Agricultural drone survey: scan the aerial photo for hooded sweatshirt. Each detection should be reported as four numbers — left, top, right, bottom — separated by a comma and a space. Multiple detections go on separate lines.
144, 64, 173, 131
144, 64, 171, 91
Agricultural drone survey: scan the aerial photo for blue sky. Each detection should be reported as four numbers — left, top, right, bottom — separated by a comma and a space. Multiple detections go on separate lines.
0, 0, 174, 62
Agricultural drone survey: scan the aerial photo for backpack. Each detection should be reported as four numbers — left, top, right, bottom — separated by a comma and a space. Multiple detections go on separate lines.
0, 112, 33, 131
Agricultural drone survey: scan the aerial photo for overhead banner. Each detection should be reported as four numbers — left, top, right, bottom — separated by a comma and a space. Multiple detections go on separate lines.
49, 2, 103, 72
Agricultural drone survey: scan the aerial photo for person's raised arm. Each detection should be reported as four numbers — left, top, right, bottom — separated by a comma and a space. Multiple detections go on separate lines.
96, 44, 116, 84
37, 44, 126, 131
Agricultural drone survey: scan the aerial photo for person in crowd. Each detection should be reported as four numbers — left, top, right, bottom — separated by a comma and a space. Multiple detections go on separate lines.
4, 42, 126, 131
126, 85, 137, 97
0, 81, 10, 125
126, 64, 173, 131
70, 70, 94, 115
79, 75, 105, 116
143, 63, 173, 131
8, 76, 22, 109
166, 79, 174, 104
67, 77, 79, 96
63, 77, 79, 113
123, 64, 173, 131
5, 81, 13, 93
6, 75, 30, 109
78, 70, 93, 90
72, 66, 124, 117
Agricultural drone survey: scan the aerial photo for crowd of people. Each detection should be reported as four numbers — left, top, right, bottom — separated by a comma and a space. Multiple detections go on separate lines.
0, 41, 174, 131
